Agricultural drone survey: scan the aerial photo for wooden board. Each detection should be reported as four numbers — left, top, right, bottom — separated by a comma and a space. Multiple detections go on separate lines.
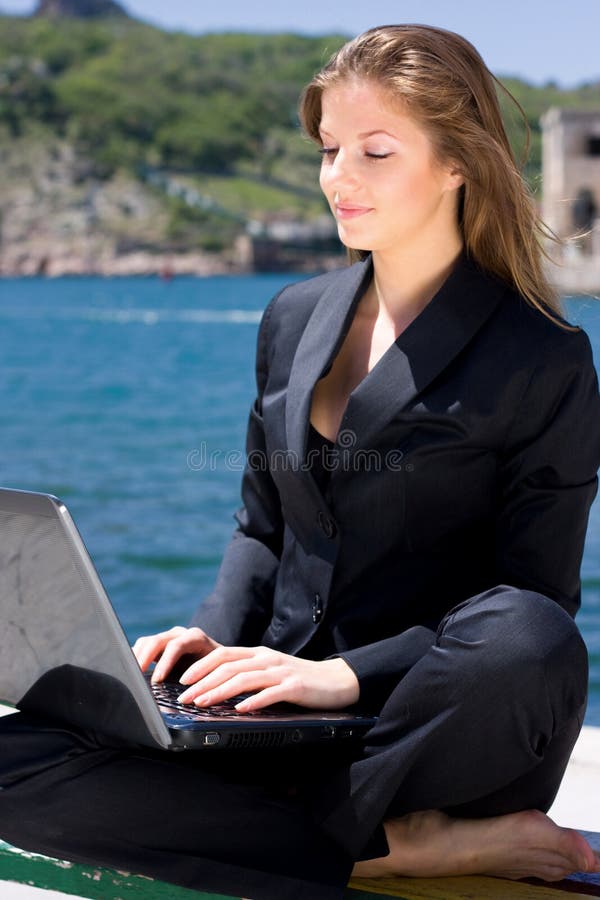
347, 873, 600, 899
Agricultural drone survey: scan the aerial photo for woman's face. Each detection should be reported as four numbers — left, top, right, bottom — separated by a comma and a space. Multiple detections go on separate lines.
318, 79, 463, 256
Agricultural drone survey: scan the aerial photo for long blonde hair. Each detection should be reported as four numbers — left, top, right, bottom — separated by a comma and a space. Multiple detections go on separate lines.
299, 24, 571, 328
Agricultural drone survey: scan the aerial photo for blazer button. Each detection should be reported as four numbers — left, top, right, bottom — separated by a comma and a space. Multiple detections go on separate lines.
317, 510, 337, 539
312, 593, 323, 624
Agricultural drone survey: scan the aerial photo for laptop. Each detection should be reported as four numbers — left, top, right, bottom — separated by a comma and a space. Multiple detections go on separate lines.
0, 487, 376, 751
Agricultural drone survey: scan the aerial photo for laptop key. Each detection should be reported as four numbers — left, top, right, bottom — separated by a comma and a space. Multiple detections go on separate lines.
151, 682, 269, 717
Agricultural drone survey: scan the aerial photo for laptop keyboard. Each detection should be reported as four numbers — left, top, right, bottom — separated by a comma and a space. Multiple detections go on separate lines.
151, 680, 273, 718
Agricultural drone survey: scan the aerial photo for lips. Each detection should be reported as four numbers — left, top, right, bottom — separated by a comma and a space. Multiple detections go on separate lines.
334, 203, 373, 220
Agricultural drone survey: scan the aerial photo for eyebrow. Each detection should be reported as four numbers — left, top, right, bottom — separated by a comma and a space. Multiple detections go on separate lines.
319, 128, 399, 141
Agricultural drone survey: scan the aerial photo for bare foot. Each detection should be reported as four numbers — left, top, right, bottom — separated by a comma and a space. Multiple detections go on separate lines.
352, 809, 600, 883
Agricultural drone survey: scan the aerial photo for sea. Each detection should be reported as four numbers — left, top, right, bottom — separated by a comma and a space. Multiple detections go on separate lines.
1, 275, 599, 725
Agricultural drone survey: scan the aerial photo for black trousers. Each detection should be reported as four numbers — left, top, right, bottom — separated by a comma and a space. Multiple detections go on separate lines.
0, 586, 589, 900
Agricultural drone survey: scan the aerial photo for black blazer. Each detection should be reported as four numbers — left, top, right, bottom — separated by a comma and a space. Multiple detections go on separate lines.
192, 253, 600, 706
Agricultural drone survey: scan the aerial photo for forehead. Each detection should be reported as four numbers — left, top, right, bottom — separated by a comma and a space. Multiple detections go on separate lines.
319, 78, 413, 135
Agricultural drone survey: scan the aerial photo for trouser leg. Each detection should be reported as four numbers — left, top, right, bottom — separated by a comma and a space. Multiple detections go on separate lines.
0, 712, 353, 900
313, 585, 589, 858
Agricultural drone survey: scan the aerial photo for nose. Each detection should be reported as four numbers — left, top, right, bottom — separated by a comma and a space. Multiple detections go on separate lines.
320, 149, 360, 194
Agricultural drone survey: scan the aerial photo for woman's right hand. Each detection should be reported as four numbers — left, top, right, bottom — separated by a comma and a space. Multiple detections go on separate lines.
132, 626, 221, 683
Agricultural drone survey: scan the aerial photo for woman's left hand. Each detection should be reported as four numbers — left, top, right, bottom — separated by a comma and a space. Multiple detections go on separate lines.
177, 646, 360, 712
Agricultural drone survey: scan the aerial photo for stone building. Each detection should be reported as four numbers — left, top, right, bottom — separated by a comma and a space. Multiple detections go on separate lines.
541, 108, 600, 290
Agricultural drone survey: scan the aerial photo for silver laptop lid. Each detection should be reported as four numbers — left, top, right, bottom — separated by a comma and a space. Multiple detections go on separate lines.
0, 487, 172, 749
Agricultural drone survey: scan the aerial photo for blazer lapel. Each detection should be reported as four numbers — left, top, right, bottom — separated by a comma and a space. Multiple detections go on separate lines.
285, 251, 506, 476
340, 254, 506, 449
285, 256, 373, 461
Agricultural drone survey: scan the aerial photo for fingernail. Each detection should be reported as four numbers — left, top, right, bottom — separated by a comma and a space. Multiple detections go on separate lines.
579, 857, 589, 872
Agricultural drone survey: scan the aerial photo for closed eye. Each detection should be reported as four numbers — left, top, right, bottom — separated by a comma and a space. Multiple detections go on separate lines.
318, 148, 392, 161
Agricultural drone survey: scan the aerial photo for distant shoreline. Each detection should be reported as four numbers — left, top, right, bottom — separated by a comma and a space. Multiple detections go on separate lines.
1, 252, 598, 296
0, 250, 347, 280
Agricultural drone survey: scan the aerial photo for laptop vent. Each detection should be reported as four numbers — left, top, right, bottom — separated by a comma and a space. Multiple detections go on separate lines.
228, 730, 287, 750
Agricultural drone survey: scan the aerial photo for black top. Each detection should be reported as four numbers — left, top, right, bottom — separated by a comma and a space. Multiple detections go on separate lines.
306, 423, 335, 493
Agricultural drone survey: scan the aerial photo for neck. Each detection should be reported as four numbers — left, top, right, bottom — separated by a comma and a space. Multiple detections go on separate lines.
369, 235, 464, 330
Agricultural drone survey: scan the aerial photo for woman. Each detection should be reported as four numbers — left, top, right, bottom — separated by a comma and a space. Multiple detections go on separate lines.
1, 23, 600, 900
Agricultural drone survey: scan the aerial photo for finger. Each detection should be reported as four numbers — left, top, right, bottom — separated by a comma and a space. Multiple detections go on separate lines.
152, 640, 194, 682
179, 645, 261, 685
178, 656, 269, 699
235, 684, 292, 711
152, 628, 213, 682
181, 670, 281, 707
132, 630, 182, 671
131, 637, 154, 671
132, 635, 160, 670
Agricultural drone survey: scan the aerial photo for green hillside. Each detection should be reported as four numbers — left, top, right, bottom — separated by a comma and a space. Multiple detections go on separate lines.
0, 18, 340, 188
0, 14, 598, 265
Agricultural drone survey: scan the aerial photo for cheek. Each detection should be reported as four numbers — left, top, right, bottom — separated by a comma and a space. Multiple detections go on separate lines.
319, 166, 333, 198
388, 167, 443, 210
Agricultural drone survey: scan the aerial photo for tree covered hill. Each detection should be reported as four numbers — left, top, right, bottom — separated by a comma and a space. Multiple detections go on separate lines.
34, 0, 129, 19
0, 13, 598, 272
2, 14, 599, 184
0, 16, 345, 176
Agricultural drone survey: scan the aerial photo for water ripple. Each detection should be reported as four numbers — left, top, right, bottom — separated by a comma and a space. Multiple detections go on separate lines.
0, 306, 262, 325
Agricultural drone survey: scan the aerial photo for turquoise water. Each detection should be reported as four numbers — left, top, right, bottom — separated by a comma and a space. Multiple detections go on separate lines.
0, 276, 599, 725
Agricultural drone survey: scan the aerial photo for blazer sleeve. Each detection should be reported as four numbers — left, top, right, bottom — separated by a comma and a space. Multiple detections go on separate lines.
338, 326, 600, 707
188, 291, 285, 645
493, 327, 600, 617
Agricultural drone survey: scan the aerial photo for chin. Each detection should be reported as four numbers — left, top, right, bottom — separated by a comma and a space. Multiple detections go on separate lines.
337, 227, 375, 252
